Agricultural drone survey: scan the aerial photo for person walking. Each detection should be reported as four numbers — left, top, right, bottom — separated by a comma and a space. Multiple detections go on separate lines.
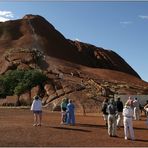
101, 98, 109, 126
144, 100, 148, 117
31, 95, 42, 126
144, 103, 148, 127
66, 99, 75, 126
115, 97, 123, 128
133, 98, 140, 120
60, 97, 68, 124
107, 99, 118, 137
123, 101, 135, 141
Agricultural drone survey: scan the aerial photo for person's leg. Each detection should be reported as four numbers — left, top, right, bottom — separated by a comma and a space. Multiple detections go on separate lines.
71, 112, 75, 125
33, 113, 37, 126
105, 114, 108, 126
103, 114, 107, 126
38, 112, 42, 126
108, 115, 112, 136
134, 107, 136, 120
116, 114, 120, 127
112, 116, 117, 136
128, 119, 135, 140
63, 111, 67, 123
65, 112, 67, 122
117, 112, 122, 127
66, 113, 70, 124
123, 118, 129, 139
61, 111, 64, 124
137, 109, 140, 120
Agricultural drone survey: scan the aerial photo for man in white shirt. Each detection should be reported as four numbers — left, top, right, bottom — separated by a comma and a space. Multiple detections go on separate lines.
123, 100, 135, 141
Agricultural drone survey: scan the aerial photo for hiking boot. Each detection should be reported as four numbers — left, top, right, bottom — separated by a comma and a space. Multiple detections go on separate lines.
33, 124, 37, 126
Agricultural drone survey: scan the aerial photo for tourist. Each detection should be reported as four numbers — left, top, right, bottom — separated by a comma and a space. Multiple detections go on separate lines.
60, 97, 69, 124
123, 100, 135, 141
31, 95, 42, 126
101, 98, 109, 126
115, 97, 123, 128
66, 99, 75, 126
107, 98, 118, 137
144, 103, 148, 127
133, 97, 140, 120
144, 100, 148, 116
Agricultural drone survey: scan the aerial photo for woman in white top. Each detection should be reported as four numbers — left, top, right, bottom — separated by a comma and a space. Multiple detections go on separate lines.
31, 95, 42, 126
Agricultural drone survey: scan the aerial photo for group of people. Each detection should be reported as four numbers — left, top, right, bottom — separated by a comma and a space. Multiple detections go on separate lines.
101, 96, 148, 141
60, 97, 75, 125
30, 95, 75, 126
30, 94, 148, 141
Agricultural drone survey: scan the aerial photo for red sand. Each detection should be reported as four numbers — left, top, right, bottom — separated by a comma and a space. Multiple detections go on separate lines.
0, 108, 147, 147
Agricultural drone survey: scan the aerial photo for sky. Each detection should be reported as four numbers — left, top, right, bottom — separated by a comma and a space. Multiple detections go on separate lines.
0, 1, 148, 82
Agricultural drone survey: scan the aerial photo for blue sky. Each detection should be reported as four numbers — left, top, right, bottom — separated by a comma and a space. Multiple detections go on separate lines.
0, 1, 148, 82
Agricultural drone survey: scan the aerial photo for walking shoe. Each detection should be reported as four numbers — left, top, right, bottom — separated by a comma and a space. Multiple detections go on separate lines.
33, 124, 37, 126
112, 135, 118, 137
117, 126, 121, 130
37, 123, 41, 126
124, 137, 128, 140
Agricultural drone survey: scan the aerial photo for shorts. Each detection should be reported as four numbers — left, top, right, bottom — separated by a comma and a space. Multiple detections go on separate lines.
33, 110, 42, 114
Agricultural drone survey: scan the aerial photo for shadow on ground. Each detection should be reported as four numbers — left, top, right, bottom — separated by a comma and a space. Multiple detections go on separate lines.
51, 126, 91, 132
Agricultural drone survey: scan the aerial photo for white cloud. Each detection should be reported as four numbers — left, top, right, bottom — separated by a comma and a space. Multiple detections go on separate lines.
0, 10, 14, 22
0, 16, 10, 22
138, 15, 148, 19
75, 38, 80, 41
120, 21, 132, 25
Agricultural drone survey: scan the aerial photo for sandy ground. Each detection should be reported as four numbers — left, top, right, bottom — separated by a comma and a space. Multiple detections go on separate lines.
0, 107, 147, 147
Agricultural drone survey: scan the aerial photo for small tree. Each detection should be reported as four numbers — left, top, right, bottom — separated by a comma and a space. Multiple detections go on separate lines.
0, 69, 48, 105
14, 83, 28, 106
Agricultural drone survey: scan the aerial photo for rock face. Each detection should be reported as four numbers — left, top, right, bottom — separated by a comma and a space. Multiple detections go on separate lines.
0, 14, 148, 113
0, 14, 140, 78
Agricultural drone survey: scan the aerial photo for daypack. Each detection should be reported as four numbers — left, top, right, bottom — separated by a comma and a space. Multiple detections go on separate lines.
101, 102, 108, 114
108, 104, 116, 114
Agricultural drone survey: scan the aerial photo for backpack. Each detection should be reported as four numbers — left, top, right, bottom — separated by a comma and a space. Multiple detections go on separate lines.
108, 104, 116, 114
101, 103, 107, 113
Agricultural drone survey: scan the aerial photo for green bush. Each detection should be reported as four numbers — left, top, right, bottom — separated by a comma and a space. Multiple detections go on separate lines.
0, 69, 48, 98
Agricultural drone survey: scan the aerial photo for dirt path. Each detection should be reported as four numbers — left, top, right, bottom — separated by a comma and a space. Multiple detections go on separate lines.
0, 108, 147, 147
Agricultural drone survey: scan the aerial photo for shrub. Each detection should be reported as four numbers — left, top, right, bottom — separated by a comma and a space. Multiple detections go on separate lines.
0, 69, 48, 98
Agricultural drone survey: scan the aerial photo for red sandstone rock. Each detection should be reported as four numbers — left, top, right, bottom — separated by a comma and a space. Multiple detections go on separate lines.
0, 14, 148, 110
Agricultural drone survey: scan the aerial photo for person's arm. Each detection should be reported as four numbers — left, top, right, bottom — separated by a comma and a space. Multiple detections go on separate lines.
144, 104, 148, 111
30, 100, 35, 110
66, 105, 69, 113
122, 108, 125, 116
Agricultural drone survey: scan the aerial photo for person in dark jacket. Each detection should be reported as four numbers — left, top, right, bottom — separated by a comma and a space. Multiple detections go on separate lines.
115, 97, 123, 128
101, 98, 109, 126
